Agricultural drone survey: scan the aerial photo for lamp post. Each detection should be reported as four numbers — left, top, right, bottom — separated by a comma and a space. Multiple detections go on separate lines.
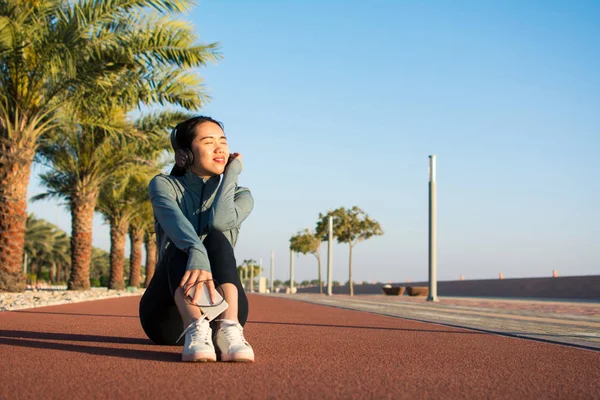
270, 250, 274, 293
427, 155, 439, 302
327, 215, 333, 296
290, 249, 295, 293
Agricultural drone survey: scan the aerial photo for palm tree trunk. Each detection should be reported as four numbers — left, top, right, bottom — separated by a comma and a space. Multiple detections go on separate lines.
128, 228, 144, 288
108, 218, 129, 290
69, 192, 98, 290
0, 154, 34, 292
36, 261, 42, 280
144, 233, 156, 287
349, 244, 354, 296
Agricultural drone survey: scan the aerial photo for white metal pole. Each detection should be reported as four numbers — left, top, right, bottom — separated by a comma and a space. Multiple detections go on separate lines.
327, 215, 333, 296
290, 248, 295, 293
427, 155, 439, 302
250, 261, 254, 293
270, 250, 274, 293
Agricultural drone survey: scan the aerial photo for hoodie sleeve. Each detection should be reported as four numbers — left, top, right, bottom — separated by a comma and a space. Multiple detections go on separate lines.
148, 175, 211, 273
209, 158, 254, 232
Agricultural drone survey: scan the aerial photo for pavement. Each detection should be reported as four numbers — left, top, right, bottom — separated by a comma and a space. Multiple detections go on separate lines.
279, 294, 600, 350
0, 294, 599, 399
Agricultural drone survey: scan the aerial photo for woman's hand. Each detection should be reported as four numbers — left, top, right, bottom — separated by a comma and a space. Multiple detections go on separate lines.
226, 152, 243, 170
180, 269, 219, 305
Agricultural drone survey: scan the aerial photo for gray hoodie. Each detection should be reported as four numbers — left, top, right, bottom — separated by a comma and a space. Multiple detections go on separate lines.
148, 158, 253, 272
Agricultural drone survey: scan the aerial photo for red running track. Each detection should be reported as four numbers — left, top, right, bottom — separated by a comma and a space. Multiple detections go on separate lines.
0, 294, 599, 399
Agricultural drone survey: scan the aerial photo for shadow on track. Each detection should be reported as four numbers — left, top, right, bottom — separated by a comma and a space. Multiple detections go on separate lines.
247, 320, 486, 334
12, 310, 137, 318
0, 330, 151, 345
0, 333, 179, 362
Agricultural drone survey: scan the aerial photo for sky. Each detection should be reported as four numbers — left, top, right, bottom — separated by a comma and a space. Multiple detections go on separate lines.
27, 0, 600, 284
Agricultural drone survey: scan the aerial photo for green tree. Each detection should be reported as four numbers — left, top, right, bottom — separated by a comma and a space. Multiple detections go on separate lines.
24, 214, 107, 285
0, 0, 213, 292
238, 259, 262, 279
136, 201, 157, 288
128, 181, 155, 289
130, 199, 157, 289
97, 171, 136, 290
315, 206, 383, 296
32, 13, 216, 291
91, 247, 110, 285
97, 112, 177, 289
289, 229, 323, 294
24, 214, 70, 282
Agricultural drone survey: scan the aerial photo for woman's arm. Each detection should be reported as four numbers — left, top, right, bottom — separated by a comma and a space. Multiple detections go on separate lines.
209, 158, 254, 232
148, 175, 211, 272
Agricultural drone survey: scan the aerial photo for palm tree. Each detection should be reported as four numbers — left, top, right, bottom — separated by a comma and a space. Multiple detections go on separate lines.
135, 201, 158, 288
130, 199, 157, 288
24, 214, 70, 282
91, 247, 110, 285
128, 178, 158, 289
97, 112, 181, 290
0, 0, 221, 292
31, 20, 217, 291
97, 171, 135, 290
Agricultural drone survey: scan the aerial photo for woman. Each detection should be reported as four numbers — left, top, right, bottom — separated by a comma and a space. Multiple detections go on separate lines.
139, 116, 255, 363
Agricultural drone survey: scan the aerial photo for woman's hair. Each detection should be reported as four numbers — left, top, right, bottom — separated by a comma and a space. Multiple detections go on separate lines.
169, 116, 224, 176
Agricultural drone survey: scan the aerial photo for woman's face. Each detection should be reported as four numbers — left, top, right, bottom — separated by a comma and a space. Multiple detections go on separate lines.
189, 122, 229, 177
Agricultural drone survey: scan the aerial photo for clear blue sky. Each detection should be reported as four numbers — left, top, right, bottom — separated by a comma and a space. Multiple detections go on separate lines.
27, 0, 600, 284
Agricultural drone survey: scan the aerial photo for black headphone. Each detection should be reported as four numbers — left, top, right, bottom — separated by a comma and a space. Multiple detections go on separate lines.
170, 127, 194, 168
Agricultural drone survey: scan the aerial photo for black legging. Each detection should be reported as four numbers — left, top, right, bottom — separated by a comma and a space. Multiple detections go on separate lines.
139, 230, 248, 345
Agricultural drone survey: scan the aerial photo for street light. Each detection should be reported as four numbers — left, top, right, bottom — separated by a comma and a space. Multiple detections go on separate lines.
327, 215, 333, 296
427, 155, 439, 302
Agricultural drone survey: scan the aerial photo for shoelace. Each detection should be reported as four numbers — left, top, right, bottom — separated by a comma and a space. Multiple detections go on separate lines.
222, 322, 249, 346
177, 315, 211, 345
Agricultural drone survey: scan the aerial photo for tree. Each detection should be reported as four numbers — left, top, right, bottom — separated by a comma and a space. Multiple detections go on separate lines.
315, 206, 383, 296
32, 16, 215, 291
128, 180, 158, 289
238, 259, 261, 281
24, 214, 108, 285
24, 214, 70, 282
0, 0, 216, 292
289, 229, 323, 294
138, 202, 157, 288
130, 199, 158, 288
98, 112, 178, 289
91, 247, 110, 286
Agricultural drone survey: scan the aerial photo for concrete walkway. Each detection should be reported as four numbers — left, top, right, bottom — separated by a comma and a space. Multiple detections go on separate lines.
279, 294, 600, 350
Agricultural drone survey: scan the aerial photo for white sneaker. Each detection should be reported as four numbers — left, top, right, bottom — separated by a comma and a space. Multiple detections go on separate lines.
214, 319, 255, 362
177, 316, 217, 362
